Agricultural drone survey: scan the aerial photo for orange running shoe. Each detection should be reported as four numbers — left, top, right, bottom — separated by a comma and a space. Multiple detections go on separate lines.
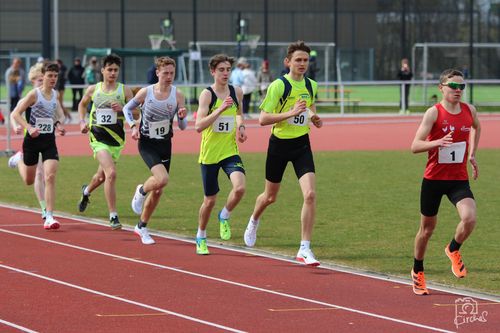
445, 245, 467, 278
411, 269, 429, 295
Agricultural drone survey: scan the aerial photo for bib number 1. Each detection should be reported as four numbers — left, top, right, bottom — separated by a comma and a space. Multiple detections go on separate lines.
438, 141, 466, 164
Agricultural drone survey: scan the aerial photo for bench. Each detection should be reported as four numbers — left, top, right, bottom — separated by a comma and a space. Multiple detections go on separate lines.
316, 98, 361, 113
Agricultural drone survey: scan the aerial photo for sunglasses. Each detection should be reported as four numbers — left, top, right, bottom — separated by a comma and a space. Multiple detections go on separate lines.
444, 82, 466, 90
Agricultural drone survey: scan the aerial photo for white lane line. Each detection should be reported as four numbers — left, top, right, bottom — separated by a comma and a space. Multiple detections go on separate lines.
0, 318, 38, 333
0, 228, 454, 333
1, 202, 499, 303
0, 263, 245, 333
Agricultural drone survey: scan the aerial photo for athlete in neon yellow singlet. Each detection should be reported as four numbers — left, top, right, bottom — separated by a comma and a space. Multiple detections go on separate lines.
77, 54, 134, 229
244, 41, 324, 266
194, 54, 248, 255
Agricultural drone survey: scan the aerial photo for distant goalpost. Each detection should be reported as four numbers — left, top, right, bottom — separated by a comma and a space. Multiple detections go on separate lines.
412, 42, 500, 103
188, 41, 335, 85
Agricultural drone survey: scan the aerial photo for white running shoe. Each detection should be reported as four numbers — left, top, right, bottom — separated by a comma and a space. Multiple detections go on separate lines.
43, 218, 60, 230
134, 225, 155, 245
244, 218, 259, 247
296, 248, 320, 266
131, 184, 146, 215
8, 151, 22, 168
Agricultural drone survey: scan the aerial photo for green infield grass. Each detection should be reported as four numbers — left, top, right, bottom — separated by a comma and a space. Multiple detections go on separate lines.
1, 150, 499, 295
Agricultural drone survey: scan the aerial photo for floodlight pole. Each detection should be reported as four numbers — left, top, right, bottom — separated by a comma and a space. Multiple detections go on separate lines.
42, 0, 51, 59
469, 0, 474, 103
120, 0, 126, 82
53, 0, 59, 60
264, 0, 268, 61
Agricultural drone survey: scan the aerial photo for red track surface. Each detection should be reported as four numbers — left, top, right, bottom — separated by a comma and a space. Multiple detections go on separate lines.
1, 115, 499, 332
1, 207, 498, 333
2, 114, 500, 155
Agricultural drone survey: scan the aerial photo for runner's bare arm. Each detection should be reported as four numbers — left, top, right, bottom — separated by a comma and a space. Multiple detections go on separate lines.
411, 106, 451, 153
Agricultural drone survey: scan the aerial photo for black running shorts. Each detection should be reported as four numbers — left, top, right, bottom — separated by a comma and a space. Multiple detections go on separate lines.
138, 136, 172, 171
265, 134, 315, 183
420, 178, 474, 217
22, 134, 59, 166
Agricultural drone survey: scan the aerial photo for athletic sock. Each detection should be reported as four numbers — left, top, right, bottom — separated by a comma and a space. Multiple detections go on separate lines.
220, 206, 230, 220
250, 215, 259, 226
109, 212, 118, 220
39, 200, 46, 211
300, 240, 311, 251
139, 185, 147, 196
196, 228, 206, 239
449, 238, 462, 252
45, 211, 53, 220
413, 258, 424, 273
138, 221, 147, 229
83, 186, 90, 196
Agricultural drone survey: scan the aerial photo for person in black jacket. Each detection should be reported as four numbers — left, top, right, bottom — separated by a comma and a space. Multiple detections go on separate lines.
68, 58, 85, 111
397, 58, 413, 112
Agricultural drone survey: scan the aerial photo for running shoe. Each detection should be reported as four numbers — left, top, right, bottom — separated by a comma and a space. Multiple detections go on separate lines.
43, 217, 60, 230
78, 185, 90, 212
134, 224, 155, 245
296, 248, 320, 266
244, 218, 259, 247
218, 211, 231, 240
196, 237, 209, 255
445, 245, 467, 278
131, 184, 146, 215
8, 151, 22, 168
109, 216, 122, 230
411, 269, 429, 295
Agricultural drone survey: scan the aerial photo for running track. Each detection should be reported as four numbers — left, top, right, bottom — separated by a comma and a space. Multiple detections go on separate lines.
1, 115, 499, 332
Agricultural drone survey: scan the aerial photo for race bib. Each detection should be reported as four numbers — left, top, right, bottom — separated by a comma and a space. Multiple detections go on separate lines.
213, 116, 235, 133
149, 119, 170, 138
438, 141, 466, 164
96, 108, 117, 125
287, 111, 309, 126
35, 118, 53, 133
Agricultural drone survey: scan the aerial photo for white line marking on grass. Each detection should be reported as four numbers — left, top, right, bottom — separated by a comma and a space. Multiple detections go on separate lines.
0, 263, 246, 333
0, 318, 38, 333
0, 228, 454, 333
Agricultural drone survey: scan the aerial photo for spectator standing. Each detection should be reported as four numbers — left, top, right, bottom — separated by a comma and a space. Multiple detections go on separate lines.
146, 60, 159, 84
241, 60, 257, 117
307, 50, 319, 80
257, 60, 273, 100
68, 58, 85, 111
397, 58, 413, 112
5, 57, 25, 111
56, 59, 71, 122
85, 56, 101, 84
229, 57, 246, 87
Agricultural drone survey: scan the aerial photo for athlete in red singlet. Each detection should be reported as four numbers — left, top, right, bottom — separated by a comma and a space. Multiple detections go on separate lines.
409, 69, 481, 295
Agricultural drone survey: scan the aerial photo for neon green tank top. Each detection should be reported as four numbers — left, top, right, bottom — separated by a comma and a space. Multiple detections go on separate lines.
89, 82, 126, 146
260, 74, 317, 139
198, 98, 239, 164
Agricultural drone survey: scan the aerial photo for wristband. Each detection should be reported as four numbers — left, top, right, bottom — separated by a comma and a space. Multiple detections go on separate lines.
54, 121, 61, 127
239, 124, 246, 130
130, 123, 136, 129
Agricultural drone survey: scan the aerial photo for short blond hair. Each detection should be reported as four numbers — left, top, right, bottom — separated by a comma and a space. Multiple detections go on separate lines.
28, 62, 44, 82
155, 56, 176, 69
